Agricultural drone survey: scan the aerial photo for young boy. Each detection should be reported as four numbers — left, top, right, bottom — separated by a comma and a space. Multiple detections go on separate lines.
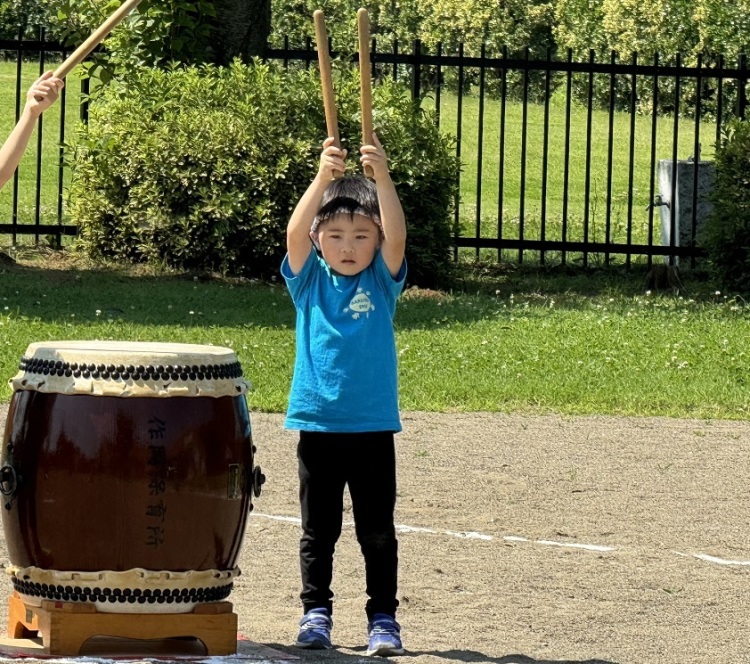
281, 132, 407, 657
0, 71, 64, 190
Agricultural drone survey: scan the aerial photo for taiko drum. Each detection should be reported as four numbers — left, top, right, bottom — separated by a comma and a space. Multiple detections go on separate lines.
0, 341, 264, 613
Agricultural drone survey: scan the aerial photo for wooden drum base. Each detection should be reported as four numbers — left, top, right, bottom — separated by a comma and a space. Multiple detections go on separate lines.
5, 592, 238, 656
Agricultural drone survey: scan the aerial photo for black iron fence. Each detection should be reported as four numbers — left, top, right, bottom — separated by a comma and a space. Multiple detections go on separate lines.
269, 39, 749, 268
2, 34, 749, 267
0, 33, 86, 243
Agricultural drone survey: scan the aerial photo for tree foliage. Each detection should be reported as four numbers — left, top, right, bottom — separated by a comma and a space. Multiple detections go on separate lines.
42, 0, 272, 82
555, 0, 750, 62
700, 120, 750, 294
43, 0, 216, 82
270, 0, 554, 57
554, 0, 750, 114
0, 0, 51, 39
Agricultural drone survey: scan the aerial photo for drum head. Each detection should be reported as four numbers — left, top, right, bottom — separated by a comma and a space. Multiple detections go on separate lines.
11, 341, 250, 398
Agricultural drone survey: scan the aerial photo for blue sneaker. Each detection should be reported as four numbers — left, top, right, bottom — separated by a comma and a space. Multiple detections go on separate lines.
366, 613, 404, 657
295, 608, 333, 649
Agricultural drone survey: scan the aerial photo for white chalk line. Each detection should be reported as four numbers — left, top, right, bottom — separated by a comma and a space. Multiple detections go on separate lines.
673, 551, 750, 566
253, 513, 495, 542
251, 513, 750, 568
253, 513, 612, 551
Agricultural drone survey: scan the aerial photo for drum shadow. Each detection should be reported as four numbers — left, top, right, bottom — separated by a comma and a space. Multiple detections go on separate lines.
0, 635, 300, 660
81, 636, 300, 660
259, 642, 371, 661
79, 635, 209, 657
406, 652, 619, 664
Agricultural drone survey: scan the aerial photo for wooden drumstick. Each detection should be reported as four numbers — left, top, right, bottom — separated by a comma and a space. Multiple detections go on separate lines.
53, 0, 145, 79
357, 8, 374, 178
313, 10, 341, 157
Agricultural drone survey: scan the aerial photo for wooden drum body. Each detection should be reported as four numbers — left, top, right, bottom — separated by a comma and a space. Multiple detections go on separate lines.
1, 341, 263, 613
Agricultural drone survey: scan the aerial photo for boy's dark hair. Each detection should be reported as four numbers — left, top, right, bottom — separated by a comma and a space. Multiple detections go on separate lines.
314, 175, 380, 227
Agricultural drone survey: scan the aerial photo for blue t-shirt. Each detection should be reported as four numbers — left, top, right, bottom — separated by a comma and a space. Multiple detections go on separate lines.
281, 249, 407, 433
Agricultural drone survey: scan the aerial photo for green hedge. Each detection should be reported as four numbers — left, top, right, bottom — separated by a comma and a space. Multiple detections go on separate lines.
67, 60, 459, 288
700, 120, 750, 294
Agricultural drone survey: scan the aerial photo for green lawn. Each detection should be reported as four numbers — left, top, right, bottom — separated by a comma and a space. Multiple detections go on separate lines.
1, 257, 747, 419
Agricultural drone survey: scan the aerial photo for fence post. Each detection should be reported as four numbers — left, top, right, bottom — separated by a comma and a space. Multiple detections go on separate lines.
411, 39, 421, 100
690, 53, 704, 270
561, 47, 572, 266
582, 48, 595, 268
668, 52, 682, 268
496, 44, 508, 263
392, 38, 398, 81
646, 52, 660, 267
35, 27, 47, 243
80, 76, 90, 123
435, 42, 442, 127
739, 53, 747, 120
540, 46, 552, 267
518, 47, 530, 265
475, 42, 486, 260
453, 42, 464, 261
12, 26, 23, 243
57, 70, 67, 247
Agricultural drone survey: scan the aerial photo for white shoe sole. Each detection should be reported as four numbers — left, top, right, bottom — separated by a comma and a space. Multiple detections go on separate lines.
296, 641, 332, 650
366, 645, 405, 657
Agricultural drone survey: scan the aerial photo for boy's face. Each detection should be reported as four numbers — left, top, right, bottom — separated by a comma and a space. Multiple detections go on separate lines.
314, 213, 381, 276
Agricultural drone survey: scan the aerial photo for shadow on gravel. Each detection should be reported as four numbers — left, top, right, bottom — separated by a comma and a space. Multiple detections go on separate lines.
411, 651, 618, 664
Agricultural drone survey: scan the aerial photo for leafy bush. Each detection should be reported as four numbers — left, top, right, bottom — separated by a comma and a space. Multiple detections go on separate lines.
67, 60, 459, 288
700, 120, 750, 293
270, 0, 365, 50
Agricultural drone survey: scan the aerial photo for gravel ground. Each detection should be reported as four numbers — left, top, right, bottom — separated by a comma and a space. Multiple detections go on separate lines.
1, 403, 749, 664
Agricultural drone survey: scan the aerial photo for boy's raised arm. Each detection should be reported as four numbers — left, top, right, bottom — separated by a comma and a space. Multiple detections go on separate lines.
360, 133, 406, 277
286, 137, 347, 275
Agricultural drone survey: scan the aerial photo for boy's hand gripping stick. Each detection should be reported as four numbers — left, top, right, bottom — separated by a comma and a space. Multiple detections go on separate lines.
53, 0, 145, 79
313, 10, 343, 178
357, 8, 374, 179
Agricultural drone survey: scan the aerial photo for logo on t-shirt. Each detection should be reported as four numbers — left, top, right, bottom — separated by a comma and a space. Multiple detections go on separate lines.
344, 288, 375, 319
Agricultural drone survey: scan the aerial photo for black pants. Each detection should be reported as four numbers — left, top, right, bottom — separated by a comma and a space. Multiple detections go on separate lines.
298, 430, 399, 620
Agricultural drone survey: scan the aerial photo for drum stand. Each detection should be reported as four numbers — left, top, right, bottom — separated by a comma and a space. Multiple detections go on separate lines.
5, 592, 238, 656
